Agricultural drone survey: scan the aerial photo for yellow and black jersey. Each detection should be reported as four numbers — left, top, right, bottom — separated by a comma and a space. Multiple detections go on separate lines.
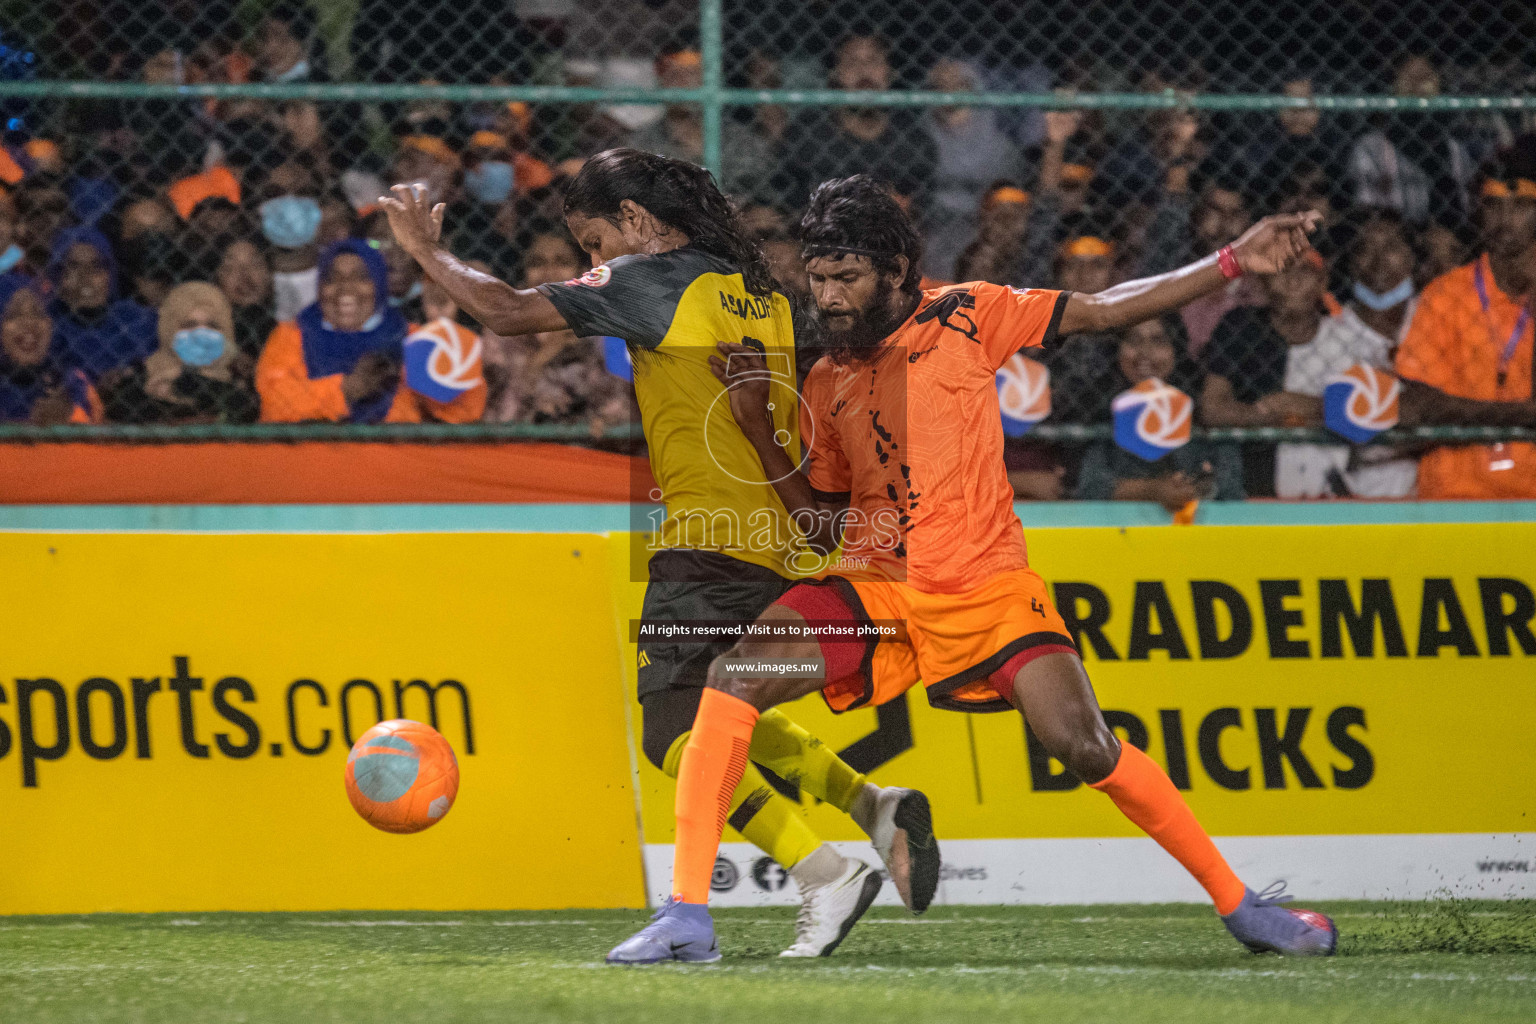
537, 246, 804, 577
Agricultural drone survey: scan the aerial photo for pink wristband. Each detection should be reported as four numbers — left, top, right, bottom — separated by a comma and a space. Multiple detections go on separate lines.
1217, 245, 1243, 280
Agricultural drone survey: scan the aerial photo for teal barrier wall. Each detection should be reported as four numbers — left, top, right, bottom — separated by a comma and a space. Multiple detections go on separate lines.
1, 501, 1532, 532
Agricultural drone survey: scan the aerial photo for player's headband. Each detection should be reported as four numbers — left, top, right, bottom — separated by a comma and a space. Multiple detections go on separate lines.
1481, 178, 1536, 200
801, 244, 899, 261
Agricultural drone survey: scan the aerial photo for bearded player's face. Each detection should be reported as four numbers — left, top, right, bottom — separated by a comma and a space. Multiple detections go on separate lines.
807, 254, 882, 321
807, 254, 904, 357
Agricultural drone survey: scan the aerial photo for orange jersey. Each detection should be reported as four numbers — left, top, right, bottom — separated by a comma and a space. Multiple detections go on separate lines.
801, 282, 1067, 593
1395, 256, 1536, 498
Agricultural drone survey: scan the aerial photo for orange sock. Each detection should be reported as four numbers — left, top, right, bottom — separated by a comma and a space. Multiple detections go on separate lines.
672, 689, 760, 904
1089, 742, 1247, 915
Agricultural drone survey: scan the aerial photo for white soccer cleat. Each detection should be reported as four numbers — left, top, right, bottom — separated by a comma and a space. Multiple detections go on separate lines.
868, 787, 940, 914
778, 860, 882, 957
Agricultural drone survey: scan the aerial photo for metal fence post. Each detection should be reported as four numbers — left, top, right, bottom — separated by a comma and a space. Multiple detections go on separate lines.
700, 0, 724, 180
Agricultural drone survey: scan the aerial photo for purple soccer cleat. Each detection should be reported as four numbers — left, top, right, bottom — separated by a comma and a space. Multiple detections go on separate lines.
606, 897, 721, 965
1222, 882, 1338, 956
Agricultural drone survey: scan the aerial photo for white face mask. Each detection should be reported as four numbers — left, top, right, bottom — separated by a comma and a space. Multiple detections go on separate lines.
389, 280, 423, 308
1352, 278, 1414, 311
275, 59, 310, 83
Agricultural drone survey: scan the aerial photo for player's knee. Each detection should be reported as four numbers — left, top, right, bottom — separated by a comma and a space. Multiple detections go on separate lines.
1032, 710, 1121, 784
1059, 721, 1122, 785
705, 649, 781, 710
706, 664, 770, 708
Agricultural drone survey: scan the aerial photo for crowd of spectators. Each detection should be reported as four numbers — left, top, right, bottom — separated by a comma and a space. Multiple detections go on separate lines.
0, 2, 1532, 502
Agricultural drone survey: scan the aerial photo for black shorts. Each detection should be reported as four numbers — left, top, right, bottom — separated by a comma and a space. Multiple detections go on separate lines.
636, 549, 795, 701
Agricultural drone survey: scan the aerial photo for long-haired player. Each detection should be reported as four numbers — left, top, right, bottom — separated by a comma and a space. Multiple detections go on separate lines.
381, 152, 941, 960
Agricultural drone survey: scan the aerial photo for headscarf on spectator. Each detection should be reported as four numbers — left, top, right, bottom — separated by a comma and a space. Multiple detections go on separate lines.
69, 172, 119, 227
296, 239, 407, 421
145, 282, 239, 401
0, 281, 99, 423
46, 225, 159, 378
48, 224, 119, 296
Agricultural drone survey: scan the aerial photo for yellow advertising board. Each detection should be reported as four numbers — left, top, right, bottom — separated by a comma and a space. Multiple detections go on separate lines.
615, 524, 1536, 905
2, 521, 1533, 912
0, 532, 646, 914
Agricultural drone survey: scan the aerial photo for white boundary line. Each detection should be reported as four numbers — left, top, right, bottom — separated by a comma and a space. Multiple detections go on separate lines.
5, 909, 1526, 931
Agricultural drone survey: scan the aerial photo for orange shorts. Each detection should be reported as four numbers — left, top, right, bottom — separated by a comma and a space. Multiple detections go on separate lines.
775, 567, 1077, 714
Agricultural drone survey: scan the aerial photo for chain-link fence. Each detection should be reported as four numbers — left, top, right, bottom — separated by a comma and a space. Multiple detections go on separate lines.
0, 1, 1533, 500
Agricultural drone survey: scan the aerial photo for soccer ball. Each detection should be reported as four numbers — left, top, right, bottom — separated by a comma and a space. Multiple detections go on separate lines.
344, 719, 460, 834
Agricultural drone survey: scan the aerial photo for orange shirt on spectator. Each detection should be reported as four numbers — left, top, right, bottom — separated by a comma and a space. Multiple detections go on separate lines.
257, 321, 412, 423
1395, 254, 1536, 498
256, 321, 484, 424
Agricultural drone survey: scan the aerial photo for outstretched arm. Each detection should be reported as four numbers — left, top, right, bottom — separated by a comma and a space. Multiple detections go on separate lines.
378, 184, 568, 337
1059, 212, 1321, 335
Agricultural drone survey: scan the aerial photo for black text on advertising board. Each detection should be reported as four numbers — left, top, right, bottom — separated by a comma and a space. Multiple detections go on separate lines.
0, 656, 474, 788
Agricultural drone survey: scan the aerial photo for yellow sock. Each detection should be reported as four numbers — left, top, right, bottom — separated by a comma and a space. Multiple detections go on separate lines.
748, 707, 868, 813
662, 730, 822, 871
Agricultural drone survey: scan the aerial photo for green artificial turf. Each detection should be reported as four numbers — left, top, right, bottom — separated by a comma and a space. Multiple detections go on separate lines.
2, 902, 1533, 1024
